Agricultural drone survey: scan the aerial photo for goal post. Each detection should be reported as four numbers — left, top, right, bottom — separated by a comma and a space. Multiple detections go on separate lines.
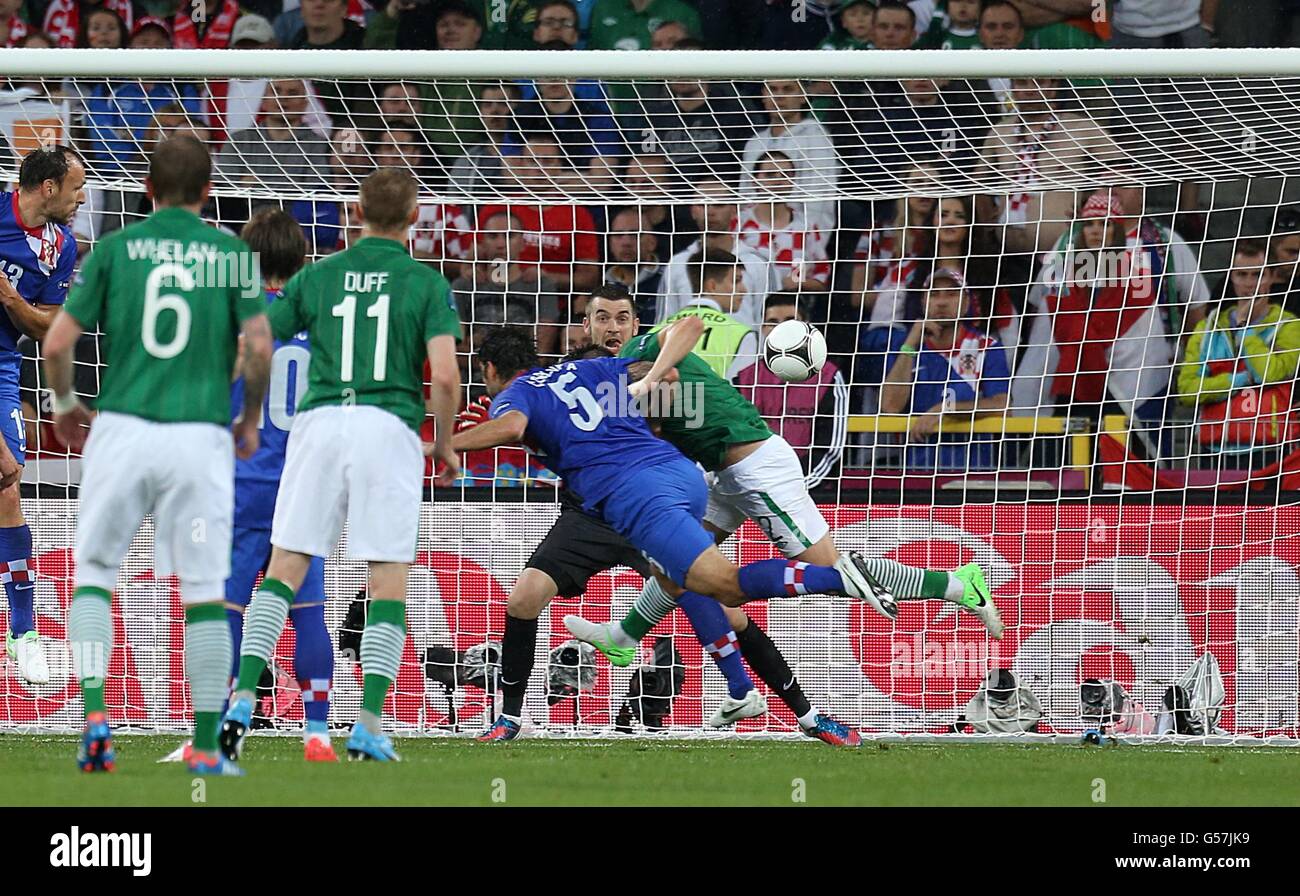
1, 47, 1298, 743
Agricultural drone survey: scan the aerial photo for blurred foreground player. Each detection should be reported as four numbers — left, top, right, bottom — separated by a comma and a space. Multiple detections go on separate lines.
45, 135, 273, 774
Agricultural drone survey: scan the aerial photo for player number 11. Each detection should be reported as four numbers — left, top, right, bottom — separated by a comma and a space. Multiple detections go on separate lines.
331, 293, 390, 383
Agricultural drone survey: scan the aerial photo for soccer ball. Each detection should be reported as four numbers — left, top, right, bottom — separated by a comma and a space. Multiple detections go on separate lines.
763, 320, 827, 383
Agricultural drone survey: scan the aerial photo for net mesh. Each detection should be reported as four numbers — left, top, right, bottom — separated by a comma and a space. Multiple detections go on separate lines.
1, 67, 1298, 741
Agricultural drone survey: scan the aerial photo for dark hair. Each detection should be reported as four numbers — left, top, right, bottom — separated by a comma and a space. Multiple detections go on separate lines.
875, 0, 916, 26
562, 343, 612, 363
1274, 205, 1300, 235
535, 38, 572, 51
241, 208, 307, 285
77, 6, 128, 48
586, 283, 635, 315
763, 291, 803, 319
360, 167, 418, 231
480, 80, 522, 102
535, 0, 579, 23
1235, 237, 1273, 263
674, 36, 705, 50
478, 327, 540, 380
380, 120, 432, 168
686, 248, 740, 296
149, 135, 211, 205
436, 0, 485, 27
18, 145, 84, 191
979, 0, 1023, 27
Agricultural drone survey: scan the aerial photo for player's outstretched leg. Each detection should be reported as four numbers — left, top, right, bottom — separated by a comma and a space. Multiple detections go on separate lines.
2, 522, 47, 684
68, 585, 115, 772
185, 599, 244, 776
345, 561, 406, 762
222, 576, 295, 761
857, 556, 1002, 639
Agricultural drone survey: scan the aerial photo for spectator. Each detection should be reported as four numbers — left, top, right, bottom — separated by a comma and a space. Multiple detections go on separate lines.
4, 31, 63, 96
604, 206, 664, 327
740, 79, 839, 230
661, 248, 760, 380
738, 151, 832, 294
366, 0, 485, 161
44, 0, 133, 48
651, 19, 690, 49
1012, 191, 1173, 459
852, 165, 940, 322
376, 122, 469, 273
977, 76, 1122, 257
880, 268, 1011, 470
620, 153, 696, 257
452, 209, 564, 357
480, 132, 602, 292
734, 293, 849, 485
533, 0, 581, 46
287, 0, 368, 124
821, 0, 876, 50
587, 0, 702, 50
75, 14, 201, 177
660, 174, 778, 327
217, 79, 333, 191
272, 0, 370, 47
872, 0, 918, 49
169, 0, 241, 48
1271, 205, 1300, 314
450, 82, 521, 197
637, 75, 756, 182
201, 14, 281, 148
975, 0, 1030, 115
856, 76, 979, 185
128, 15, 170, 48
0, 0, 29, 47
1179, 239, 1300, 462
917, 0, 980, 48
506, 77, 624, 186
1112, 185, 1210, 344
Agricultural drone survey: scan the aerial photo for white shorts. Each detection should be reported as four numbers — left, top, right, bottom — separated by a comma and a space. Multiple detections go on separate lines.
75, 411, 233, 602
271, 405, 422, 563
704, 434, 830, 559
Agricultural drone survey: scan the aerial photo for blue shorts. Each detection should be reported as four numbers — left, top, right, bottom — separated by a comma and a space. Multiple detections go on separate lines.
0, 376, 26, 466
225, 524, 326, 608
599, 457, 714, 587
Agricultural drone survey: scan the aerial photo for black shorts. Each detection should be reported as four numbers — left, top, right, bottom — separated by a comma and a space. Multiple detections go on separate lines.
526, 507, 652, 598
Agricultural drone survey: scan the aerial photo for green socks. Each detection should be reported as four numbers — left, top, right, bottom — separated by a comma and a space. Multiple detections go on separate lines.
231, 577, 294, 704
185, 603, 232, 753
68, 586, 112, 716
358, 599, 406, 734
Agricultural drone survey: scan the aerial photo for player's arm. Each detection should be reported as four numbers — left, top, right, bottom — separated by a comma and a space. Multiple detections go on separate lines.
42, 309, 93, 454
0, 271, 60, 340
233, 313, 273, 460
630, 315, 702, 396
426, 333, 461, 486
451, 409, 528, 453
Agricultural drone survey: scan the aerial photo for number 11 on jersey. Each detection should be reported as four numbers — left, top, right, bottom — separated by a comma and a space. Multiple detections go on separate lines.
331, 293, 390, 383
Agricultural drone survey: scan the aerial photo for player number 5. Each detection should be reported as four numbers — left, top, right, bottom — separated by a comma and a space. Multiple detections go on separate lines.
142, 263, 194, 360
547, 371, 603, 431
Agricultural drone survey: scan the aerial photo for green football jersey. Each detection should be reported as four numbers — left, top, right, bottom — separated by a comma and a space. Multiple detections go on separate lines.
620, 331, 771, 471
267, 236, 460, 432
63, 206, 265, 426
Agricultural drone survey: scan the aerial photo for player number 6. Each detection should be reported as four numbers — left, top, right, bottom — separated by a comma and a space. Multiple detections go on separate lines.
142, 263, 194, 360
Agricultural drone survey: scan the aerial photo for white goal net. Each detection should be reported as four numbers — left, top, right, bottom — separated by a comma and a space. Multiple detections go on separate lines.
1, 47, 1297, 742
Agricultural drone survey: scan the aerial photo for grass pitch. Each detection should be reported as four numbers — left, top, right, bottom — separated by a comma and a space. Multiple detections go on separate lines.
2, 734, 1297, 806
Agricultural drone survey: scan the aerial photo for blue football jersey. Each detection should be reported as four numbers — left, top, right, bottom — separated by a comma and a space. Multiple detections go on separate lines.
0, 191, 76, 366
490, 356, 684, 512
231, 288, 310, 527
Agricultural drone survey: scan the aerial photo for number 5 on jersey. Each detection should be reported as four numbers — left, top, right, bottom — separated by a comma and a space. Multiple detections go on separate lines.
331, 293, 389, 382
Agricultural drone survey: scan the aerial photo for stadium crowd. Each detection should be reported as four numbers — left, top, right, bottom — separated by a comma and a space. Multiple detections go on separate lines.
4, 0, 1300, 484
